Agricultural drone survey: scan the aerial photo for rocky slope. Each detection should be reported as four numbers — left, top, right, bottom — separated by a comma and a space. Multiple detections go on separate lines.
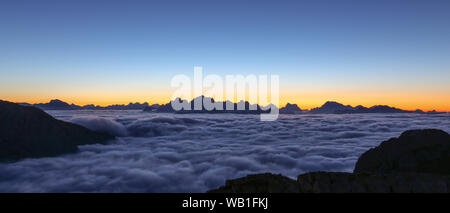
209, 173, 301, 193
0, 100, 114, 161
209, 172, 450, 193
354, 129, 450, 175
209, 129, 450, 193
297, 172, 449, 193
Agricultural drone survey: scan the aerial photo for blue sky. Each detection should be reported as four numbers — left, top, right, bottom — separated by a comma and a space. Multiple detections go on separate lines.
1, 0, 449, 110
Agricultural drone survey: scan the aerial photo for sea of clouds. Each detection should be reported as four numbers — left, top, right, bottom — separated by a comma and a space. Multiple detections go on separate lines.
0, 111, 449, 192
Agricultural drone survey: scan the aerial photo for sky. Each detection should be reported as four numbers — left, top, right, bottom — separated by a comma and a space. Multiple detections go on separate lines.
0, 0, 449, 111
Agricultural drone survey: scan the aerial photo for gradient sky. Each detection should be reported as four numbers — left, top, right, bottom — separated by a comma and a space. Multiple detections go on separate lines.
1, 0, 450, 111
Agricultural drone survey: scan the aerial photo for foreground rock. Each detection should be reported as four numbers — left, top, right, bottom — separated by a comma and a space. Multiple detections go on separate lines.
208, 173, 300, 193
209, 129, 450, 193
297, 172, 449, 193
0, 100, 114, 161
209, 172, 450, 193
354, 129, 450, 175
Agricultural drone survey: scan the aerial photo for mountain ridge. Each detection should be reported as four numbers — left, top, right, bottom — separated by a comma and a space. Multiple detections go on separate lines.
0, 100, 114, 161
18, 99, 152, 110
14, 98, 447, 114
208, 129, 450, 193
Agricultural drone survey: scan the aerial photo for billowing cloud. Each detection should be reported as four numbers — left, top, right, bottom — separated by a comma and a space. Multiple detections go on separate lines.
70, 117, 128, 137
0, 111, 449, 192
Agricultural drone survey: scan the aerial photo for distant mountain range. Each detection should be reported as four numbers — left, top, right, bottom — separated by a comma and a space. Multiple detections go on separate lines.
283, 101, 443, 114
16, 98, 445, 114
144, 96, 272, 114
144, 97, 444, 115
18, 99, 153, 110
307, 101, 441, 114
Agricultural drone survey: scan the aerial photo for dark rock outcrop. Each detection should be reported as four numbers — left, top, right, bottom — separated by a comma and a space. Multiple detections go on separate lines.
0, 100, 114, 161
354, 129, 450, 175
210, 172, 450, 193
209, 129, 450, 193
297, 172, 449, 193
208, 173, 300, 193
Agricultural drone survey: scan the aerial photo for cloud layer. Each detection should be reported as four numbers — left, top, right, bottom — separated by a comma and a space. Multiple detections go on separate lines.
0, 111, 449, 192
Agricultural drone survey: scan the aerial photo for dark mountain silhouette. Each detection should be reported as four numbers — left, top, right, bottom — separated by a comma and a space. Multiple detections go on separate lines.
20, 99, 150, 110
0, 100, 114, 161
82, 102, 150, 110
142, 104, 162, 112
279, 103, 303, 114
33, 99, 81, 110
309, 101, 354, 113
145, 98, 444, 114
209, 129, 450, 193
308, 101, 440, 114
144, 96, 273, 114
367, 105, 405, 113
16, 98, 445, 114
423, 110, 442, 114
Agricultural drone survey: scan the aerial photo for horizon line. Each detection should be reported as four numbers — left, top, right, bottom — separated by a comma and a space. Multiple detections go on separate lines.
3, 97, 449, 113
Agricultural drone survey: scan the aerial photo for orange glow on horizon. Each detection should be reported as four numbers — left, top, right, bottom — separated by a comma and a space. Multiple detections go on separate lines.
1, 82, 449, 112
2, 90, 450, 112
